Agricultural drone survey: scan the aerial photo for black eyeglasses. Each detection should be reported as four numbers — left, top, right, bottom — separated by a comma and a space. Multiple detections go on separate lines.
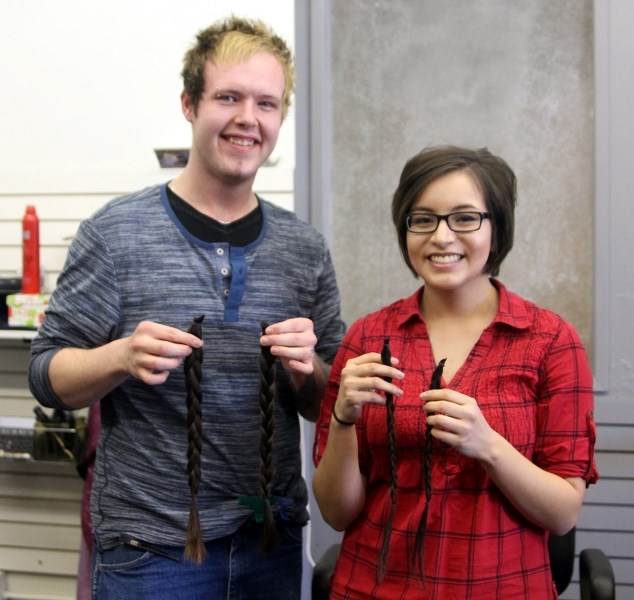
405, 211, 490, 234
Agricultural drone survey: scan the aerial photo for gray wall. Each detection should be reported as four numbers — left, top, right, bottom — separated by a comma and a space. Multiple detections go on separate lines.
301, 0, 634, 597
330, 0, 594, 354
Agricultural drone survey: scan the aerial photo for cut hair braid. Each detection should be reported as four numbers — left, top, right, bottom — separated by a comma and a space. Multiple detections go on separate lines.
184, 315, 205, 564
413, 357, 446, 576
378, 338, 397, 581
258, 321, 278, 553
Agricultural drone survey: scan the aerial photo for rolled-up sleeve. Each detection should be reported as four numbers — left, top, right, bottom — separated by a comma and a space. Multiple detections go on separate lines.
28, 219, 120, 410
533, 320, 599, 485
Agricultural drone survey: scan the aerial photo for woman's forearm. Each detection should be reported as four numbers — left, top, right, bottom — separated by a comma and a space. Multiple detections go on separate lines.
313, 419, 366, 531
481, 431, 586, 535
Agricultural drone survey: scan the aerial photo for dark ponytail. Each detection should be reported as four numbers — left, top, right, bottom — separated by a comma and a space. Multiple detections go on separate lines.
412, 357, 446, 576
258, 321, 278, 553
184, 315, 205, 564
377, 338, 397, 581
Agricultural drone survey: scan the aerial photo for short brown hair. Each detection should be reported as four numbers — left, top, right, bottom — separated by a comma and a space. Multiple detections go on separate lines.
392, 145, 517, 277
181, 15, 295, 119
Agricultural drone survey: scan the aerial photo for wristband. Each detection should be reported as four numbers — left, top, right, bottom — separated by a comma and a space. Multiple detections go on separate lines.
332, 406, 356, 427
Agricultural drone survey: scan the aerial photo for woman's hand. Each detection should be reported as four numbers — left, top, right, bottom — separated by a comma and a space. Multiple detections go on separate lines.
421, 388, 497, 461
334, 353, 404, 425
313, 351, 403, 530
422, 388, 587, 534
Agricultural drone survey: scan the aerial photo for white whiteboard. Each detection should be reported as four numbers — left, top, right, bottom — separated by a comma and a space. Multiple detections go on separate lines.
0, 0, 295, 194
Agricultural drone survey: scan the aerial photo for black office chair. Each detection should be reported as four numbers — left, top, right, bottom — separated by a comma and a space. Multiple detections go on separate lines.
548, 528, 615, 600
312, 528, 615, 600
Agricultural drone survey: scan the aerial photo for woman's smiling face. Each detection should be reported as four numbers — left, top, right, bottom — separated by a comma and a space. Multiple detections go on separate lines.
406, 169, 492, 292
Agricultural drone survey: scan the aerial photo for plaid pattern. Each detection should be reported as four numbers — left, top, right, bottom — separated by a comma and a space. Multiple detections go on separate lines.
314, 281, 598, 599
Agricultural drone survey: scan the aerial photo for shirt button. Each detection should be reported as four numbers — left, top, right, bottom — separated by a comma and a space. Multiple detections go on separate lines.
223, 289, 230, 297
220, 267, 229, 276
216, 248, 225, 256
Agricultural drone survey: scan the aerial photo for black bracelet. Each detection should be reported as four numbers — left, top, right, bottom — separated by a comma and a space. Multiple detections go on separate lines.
332, 406, 356, 427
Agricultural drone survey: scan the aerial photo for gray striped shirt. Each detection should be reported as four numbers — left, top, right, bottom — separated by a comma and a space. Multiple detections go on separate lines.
29, 184, 345, 549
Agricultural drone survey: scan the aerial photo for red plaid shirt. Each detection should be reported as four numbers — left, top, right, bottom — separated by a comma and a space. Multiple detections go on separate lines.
313, 281, 598, 599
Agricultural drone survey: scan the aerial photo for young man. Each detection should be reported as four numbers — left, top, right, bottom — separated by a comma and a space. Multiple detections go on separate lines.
29, 16, 345, 599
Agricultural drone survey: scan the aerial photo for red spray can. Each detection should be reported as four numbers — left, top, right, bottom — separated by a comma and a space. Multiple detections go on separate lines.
21, 205, 40, 294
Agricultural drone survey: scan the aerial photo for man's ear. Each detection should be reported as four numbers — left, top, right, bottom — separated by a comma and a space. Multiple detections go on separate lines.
181, 91, 196, 122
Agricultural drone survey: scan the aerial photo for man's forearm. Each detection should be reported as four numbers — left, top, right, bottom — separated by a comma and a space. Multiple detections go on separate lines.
291, 355, 331, 422
49, 341, 129, 409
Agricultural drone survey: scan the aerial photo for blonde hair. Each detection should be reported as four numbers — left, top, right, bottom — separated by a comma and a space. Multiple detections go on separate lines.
181, 15, 295, 119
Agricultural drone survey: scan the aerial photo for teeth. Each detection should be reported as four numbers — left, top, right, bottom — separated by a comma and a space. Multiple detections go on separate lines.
228, 137, 254, 147
429, 255, 461, 264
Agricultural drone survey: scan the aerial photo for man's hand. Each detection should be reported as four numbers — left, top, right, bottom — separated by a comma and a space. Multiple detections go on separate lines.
260, 317, 329, 421
260, 317, 317, 375
124, 320, 204, 385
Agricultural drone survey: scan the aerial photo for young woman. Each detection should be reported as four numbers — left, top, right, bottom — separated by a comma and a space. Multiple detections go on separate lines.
313, 145, 598, 599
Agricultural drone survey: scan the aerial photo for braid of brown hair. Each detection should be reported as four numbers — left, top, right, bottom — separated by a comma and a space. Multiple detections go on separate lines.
184, 315, 205, 564
378, 337, 397, 581
413, 357, 446, 576
258, 321, 278, 553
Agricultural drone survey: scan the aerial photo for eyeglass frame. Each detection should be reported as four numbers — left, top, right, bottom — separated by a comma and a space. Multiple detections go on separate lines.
405, 211, 491, 234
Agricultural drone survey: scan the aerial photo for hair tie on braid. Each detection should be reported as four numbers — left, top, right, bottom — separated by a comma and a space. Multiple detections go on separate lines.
258, 321, 279, 553
184, 315, 205, 564
378, 337, 397, 582
413, 357, 446, 577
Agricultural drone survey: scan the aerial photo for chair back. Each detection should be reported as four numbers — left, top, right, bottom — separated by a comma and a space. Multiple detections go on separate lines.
548, 527, 576, 594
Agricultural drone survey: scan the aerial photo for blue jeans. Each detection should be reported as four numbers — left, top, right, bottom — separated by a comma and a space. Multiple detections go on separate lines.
92, 522, 303, 599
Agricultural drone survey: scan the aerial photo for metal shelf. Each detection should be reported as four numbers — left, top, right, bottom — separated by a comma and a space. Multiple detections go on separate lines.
0, 329, 37, 342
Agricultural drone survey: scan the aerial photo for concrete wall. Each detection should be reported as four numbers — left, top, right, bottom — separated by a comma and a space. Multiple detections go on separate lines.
329, 0, 594, 355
